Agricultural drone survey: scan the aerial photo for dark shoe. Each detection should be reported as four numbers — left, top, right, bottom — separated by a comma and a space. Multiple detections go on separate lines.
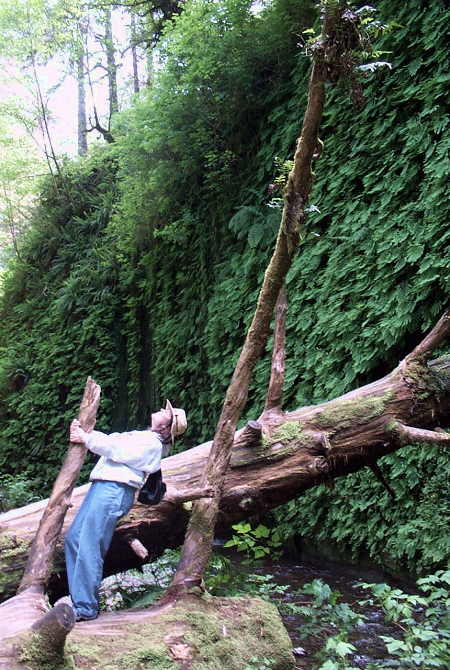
75, 612, 98, 622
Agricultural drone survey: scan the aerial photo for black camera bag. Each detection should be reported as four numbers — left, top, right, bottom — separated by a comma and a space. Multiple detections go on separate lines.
137, 469, 166, 505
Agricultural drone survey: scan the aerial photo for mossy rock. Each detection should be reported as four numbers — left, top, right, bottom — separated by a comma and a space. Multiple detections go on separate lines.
63, 596, 294, 670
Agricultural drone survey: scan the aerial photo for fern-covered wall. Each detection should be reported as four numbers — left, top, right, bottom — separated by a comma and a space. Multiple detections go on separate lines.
0, 0, 448, 572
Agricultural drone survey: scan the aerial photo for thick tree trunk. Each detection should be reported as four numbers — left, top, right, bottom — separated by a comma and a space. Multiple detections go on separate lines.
1, 329, 448, 604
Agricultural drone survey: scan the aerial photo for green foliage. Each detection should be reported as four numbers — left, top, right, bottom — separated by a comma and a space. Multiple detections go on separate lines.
0, 0, 448, 576
0, 104, 44, 268
102, 548, 288, 611
0, 152, 123, 490
281, 578, 363, 642
243, 657, 276, 670
282, 572, 450, 670
0, 473, 40, 511
360, 571, 450, 670
224, 522, 283, 561
274, 447, 450, 574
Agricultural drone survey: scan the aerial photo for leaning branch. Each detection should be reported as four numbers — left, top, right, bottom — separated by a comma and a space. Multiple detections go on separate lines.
406, 309, 450, 363
18, 377, 101, 594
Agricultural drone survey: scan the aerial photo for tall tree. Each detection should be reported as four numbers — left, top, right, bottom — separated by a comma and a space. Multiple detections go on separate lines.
76, 17, 88, 155
104, 6, 119, 116
130, 12, 140, 93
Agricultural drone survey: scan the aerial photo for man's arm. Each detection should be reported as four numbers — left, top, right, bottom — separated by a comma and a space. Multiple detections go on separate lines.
70, 419, 161, 469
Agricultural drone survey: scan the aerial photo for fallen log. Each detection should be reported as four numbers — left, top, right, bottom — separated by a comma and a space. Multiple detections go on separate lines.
1, 314, 448, 603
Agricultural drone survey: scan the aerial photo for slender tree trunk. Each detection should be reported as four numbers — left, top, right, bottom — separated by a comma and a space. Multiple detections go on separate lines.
130, 13, 140, 93
77, 20, 88, 156
104, 8, 119, 116
146, 49, 153, 87
85, 33, 114, 144
264, 284, 287, 413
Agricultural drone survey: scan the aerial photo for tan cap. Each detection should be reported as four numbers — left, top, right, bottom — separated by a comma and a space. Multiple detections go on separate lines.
165, 399, 187, 444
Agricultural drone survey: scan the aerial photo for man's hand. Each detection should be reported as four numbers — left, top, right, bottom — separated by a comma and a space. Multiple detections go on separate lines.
70, 419, 88, 444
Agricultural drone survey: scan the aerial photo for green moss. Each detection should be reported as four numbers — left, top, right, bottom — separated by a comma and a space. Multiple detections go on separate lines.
19, 632, 74, 670
386, 420, 400, 433
0, 534, 29, 600
118, 645, 178, 669
66, 610, 179, 669
231, 420, 313, 468
184, 598, 293, 670
315, 392, 393, 430
64, 597, 293, 670
0, 533, 29, 558
405, 360, 445, 400
269, 421, 305, 443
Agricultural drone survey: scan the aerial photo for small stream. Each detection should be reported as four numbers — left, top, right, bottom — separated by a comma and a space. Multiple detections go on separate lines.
223, 552, 411, 669
102, 547, 415, 668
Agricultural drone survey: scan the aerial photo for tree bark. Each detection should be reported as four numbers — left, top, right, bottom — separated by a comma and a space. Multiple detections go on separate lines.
0, 378, 100, 660
1, 329, 448, 604
130, 13, 140, 93
104, 7, 119, 116
18, 377, 101, 595
77, 19, 88, 156
264, 285, 287, 413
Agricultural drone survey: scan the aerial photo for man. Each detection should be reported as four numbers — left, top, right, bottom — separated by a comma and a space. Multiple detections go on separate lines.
65, 400, 187, 621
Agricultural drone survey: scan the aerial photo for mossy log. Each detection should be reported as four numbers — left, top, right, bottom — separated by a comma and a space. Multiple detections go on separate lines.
1, 321, 449, 605
0, 596, 295, 670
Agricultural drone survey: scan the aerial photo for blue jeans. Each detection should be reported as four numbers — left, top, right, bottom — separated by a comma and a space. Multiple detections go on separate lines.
65, 480, 136, 618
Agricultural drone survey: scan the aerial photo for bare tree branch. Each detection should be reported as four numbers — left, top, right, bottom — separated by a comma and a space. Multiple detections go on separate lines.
265, 284, 287, 411
405, 310, 450, 363
390, 422, 450, 446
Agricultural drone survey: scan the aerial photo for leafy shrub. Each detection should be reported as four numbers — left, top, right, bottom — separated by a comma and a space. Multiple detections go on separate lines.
0, 473, 40, 511
224, 522, 283, 561
360, 571, 450, 670
281, 572, 450, 670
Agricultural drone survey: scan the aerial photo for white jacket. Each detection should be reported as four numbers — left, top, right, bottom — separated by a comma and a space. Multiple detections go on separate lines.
85, 429, 163, 489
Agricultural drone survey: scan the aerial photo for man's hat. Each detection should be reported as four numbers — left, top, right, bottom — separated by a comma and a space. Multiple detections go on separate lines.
165, 399, 187, 444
